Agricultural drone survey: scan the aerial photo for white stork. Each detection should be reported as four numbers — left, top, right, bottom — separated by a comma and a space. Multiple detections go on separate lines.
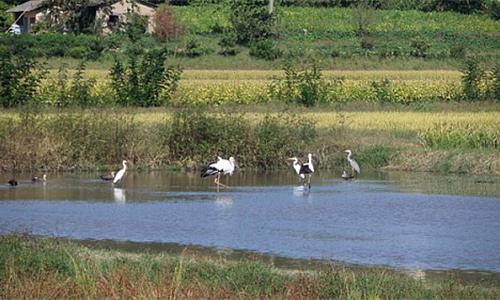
344, 150, 360, 176
200, 156, 236, 191
288, 153, 315, 189
113, 160, 128, 185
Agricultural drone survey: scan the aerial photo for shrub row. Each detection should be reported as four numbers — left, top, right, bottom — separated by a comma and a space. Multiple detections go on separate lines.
0, 108, 315, 171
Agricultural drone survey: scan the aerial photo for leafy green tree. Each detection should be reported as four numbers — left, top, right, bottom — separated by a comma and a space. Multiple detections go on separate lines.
0, 50, 46, 108
229, 0, 276, 45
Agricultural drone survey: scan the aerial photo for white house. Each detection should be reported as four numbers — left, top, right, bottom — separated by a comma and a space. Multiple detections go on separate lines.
7, 0, 156, 34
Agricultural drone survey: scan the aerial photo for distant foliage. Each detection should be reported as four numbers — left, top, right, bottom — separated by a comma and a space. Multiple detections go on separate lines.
109, 49, 182, 107
269, 63, 330, 107
153, 3, 184, 41
229, 0, 276, 45
0, 50, 46, 108
249, 39, 282, 60
218, 30, 239, 56
462, 58, 483, 101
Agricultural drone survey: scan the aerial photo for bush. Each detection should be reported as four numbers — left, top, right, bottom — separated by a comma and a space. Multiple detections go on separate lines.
109, 49, 182, 107
449, 45, 467, 59
230, 0, 276, 45
491, 63, 500, 100
67, 46, 89, 59
462, 58, 483, 100
269, 63, 330, 107
0, 50, 46, 108
249, 39, 282, 60
184, 37, 208, 57
218, 30, 239, 56
153, 3, 183, 41
410, 37, 431, 58
360, 36, 375, 50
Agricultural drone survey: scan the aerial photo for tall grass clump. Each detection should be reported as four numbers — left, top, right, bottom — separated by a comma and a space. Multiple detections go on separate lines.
462, 58, 483, 101
0, 109, 144, 171
419, 122, 499, 149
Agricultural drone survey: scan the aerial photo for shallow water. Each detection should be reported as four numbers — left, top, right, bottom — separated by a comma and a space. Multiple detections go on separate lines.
0, 170, 499, 272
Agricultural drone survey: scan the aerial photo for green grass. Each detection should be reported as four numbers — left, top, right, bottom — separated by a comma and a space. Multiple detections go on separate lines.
1, 235, 499, 299
27, 5, 500, 71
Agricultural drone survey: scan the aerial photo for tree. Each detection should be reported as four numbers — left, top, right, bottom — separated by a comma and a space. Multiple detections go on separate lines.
229, 0, 276, 45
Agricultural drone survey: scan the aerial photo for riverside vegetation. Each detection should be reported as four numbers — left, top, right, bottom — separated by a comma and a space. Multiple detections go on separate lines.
1, 235, 499, 299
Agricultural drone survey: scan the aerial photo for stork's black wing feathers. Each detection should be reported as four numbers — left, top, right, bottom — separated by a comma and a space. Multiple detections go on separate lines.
299, 164, 313, 174
200, 165, 220, 178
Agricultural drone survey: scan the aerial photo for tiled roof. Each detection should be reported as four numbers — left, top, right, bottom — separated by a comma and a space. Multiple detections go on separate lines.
7, 0, 44, 13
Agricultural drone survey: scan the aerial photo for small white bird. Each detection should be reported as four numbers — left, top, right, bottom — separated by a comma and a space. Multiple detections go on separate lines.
344, 150, 360, 176
288, 153, 314, 189
200, 156, 237, 191
113, 160, 128, 185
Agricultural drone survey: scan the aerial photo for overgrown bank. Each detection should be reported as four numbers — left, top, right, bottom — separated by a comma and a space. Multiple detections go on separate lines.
0, 106, 498, 175
0, 235, 498, 299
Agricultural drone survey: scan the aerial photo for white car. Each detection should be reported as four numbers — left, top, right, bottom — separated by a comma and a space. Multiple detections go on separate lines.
8, 24, 21, 35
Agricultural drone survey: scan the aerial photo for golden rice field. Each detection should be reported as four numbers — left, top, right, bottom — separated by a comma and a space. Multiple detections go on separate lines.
50, 69, 463, 81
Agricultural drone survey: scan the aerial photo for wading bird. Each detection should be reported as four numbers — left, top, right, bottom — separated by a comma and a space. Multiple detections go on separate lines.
200, 156, 237, 192
344, 150, 360, 177
288, 153, 315, 189
100, 171, 115, 182
32, 174, 47, 183
341, 170, 354, 180
113, 160, 128, 185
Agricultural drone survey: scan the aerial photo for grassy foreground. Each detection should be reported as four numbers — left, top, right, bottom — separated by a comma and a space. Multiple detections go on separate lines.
0, 235, 499, 299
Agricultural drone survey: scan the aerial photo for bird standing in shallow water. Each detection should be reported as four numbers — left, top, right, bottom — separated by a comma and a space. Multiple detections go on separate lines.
100, 171, 115, 182
288, 153, 315, 189
200, 156, 237, 192
113, 160, 128, 185
32, 174, 47, 183
344, 150, 360, 177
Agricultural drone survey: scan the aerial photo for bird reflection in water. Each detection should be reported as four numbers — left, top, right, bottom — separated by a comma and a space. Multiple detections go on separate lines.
293, 185, 311, 198
113, 188, 126, 203
215, 194, 234, 207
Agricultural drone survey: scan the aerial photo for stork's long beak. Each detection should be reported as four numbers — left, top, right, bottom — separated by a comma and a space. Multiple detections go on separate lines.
287, 158, 295, 161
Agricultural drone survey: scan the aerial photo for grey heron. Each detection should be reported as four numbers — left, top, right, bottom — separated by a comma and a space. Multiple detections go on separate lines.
288, 153, 315, 189
113, 160, 128, 185
100, 171, 115, 181
200, 156, 237, 192
344, 150, 360, 176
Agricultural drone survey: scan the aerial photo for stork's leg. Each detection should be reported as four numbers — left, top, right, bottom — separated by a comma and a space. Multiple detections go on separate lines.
308, 174, 312, 190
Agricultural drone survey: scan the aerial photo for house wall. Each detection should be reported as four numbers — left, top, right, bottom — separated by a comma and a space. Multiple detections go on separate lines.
15, 9, 44, 33
99, 1, 156, 33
